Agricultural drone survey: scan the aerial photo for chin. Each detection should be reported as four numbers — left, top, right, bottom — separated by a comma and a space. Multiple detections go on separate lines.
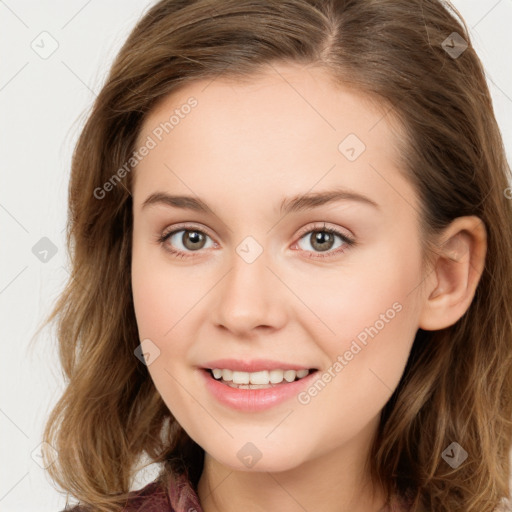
206, 442, 309, 474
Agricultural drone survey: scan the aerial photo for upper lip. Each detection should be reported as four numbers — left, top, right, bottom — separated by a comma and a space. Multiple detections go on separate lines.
201, 359, 316, 372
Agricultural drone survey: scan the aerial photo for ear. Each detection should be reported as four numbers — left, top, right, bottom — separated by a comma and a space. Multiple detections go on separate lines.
418, 216, 487, 331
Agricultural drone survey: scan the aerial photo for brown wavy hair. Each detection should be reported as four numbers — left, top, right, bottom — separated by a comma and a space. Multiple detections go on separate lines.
40, 1, 512, 510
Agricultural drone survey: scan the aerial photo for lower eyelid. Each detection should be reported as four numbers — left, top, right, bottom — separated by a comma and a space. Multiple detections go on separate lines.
160, 227, 353, 257
293, 232, 351, 255
163, 228, 215, 250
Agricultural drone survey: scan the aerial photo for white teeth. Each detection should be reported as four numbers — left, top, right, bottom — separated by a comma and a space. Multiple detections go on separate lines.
283, 370, 296, 382
227, 383, 273, 389
221, 369, 233, 381
269, 369, 285, 384
249, 370, 269, 385
232, 371, 250, 384
210, 368, 311, 385
212, 368, 223, 379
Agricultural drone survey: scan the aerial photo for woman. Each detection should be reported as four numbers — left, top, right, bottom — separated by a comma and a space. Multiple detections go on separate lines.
42, 1, 512, 511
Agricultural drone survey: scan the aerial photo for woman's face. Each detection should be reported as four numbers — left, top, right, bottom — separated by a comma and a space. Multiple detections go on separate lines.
131, 63, 428, 472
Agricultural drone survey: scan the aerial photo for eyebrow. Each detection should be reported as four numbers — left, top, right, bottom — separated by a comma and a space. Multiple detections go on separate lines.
141, 187, 380, 215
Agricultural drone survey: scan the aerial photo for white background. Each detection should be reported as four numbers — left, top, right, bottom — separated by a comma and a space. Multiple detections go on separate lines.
1, 1, 511, 511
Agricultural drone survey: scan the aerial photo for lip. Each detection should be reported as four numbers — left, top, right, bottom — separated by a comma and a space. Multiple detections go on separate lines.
200, 367, 319, 412
201, 358, 315, 372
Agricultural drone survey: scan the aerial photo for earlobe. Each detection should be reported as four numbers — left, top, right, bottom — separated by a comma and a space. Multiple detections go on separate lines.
418, 216, 487, 331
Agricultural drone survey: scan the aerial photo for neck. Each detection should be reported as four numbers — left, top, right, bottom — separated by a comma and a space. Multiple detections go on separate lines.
197, 418, 388, 512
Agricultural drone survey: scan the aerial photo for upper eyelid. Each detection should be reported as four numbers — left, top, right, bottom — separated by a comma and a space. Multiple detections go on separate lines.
161, 222, 354, 246
161, 222, 214, 238
294, 222, 353, 241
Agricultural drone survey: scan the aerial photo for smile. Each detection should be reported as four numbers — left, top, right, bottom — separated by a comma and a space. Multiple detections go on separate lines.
200, 367, 319, 411
209, 368, 312, 388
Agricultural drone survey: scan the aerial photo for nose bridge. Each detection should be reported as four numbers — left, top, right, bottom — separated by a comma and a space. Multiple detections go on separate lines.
213, 236, 286, 334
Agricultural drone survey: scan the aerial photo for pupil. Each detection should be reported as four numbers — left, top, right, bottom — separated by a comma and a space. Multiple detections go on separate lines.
312, 231, 333, 251
184, 231, 205, 250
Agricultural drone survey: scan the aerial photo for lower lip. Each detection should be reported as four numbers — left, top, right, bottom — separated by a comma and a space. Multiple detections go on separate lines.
200, 369, 318, 412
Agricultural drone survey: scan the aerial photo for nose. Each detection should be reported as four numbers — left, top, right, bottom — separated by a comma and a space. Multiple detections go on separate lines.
212, 246, 288, 337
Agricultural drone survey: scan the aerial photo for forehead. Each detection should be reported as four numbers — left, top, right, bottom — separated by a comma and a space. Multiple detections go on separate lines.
137, 62, 404, 158
132, 63, 415, 216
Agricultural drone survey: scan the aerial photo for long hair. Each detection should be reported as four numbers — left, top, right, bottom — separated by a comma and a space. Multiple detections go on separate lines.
41, 1, 512, 511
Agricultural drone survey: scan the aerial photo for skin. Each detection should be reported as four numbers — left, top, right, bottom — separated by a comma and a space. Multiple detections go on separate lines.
130, 62, 487, 512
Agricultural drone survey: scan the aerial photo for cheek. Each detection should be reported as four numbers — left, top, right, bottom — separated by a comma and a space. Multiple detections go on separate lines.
132, 262, 171, 339
295, 242, 421, 347
295, 241, 422, 403
131, 247, 196, 418
131, 238, 203, 339
131, 242, 211, 389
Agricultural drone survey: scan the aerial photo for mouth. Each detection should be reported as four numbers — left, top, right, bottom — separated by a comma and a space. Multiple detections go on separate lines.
203, 367, 319, 389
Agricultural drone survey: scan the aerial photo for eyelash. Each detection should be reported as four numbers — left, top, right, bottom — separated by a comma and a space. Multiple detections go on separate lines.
157, 222, 356, 260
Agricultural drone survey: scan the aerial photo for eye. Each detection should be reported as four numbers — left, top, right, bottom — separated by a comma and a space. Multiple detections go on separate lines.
158, 225, 216, 258
293, 223, 355, 259
157, 222, 355, 260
